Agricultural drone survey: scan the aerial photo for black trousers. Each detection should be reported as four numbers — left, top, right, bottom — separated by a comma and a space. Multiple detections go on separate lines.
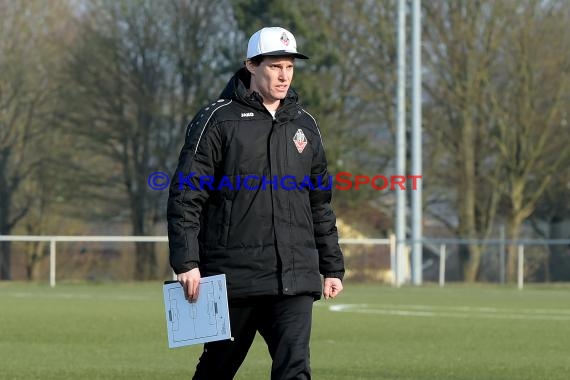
192, 295, 314, 380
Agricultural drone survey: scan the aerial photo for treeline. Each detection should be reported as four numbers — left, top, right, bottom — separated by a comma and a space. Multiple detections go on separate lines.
1, 0, 568, 281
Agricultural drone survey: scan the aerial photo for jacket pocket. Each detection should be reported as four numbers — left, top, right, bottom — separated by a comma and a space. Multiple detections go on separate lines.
311, 249, 320, 271
220, 199, 232, 247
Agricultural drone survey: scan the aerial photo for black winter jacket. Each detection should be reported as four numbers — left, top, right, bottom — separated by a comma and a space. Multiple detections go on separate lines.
167, 68, 344, 300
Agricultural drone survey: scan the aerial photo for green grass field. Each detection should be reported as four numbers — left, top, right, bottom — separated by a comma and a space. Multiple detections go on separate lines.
1, 282, 569, 380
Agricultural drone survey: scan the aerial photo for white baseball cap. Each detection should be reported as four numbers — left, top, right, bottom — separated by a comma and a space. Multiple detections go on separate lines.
246, 27, 309, 60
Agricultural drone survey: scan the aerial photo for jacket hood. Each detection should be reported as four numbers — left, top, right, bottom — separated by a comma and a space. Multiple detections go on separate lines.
219, 67, 299, 112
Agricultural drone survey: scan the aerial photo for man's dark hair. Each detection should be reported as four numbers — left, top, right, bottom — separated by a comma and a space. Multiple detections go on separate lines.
247, 55, 264, 65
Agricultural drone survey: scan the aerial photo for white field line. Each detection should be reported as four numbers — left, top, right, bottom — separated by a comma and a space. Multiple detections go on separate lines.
375, 303, 570, 315
328, 304, 570, 321
2, 291, 152, 301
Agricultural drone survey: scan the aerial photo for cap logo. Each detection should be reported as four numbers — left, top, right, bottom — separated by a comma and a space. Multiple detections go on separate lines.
280, 32, 290, 46
293, 129, 307, 153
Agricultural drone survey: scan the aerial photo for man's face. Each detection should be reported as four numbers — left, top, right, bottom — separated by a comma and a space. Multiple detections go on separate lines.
247, 56, 295, 108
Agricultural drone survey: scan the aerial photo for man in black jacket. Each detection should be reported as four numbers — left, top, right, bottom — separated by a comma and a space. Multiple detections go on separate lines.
167, 26, 344, 380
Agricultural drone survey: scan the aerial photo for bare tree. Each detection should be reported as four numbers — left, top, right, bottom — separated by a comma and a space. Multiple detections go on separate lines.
0, 0, 70, 279
60, 0, 240, 280
489, 0, 570, 281
423, 0, 569, 282
423, 1, 510, 280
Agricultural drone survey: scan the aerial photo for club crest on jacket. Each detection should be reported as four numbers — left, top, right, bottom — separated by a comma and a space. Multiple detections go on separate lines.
293, 129, 307, 153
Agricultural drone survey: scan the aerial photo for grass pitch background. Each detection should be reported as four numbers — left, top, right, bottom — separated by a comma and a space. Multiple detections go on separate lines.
1, 282, 569, 380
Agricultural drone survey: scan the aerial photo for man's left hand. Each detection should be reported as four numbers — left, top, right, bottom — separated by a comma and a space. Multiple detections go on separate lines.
323, 277, 343, 299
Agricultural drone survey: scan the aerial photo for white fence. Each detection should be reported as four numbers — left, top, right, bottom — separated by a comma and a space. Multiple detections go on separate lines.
1, 235, 569, 288
0, 236, 168, 287
420, 238, 570, 289
1, 235, 392, 287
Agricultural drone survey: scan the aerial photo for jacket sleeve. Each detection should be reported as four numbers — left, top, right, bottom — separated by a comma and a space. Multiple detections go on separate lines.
167, 111, 223, 274
309, 132, 345, 280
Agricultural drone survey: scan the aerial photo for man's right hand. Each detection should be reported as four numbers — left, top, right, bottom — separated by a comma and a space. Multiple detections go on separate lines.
177, 268, 201, 302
